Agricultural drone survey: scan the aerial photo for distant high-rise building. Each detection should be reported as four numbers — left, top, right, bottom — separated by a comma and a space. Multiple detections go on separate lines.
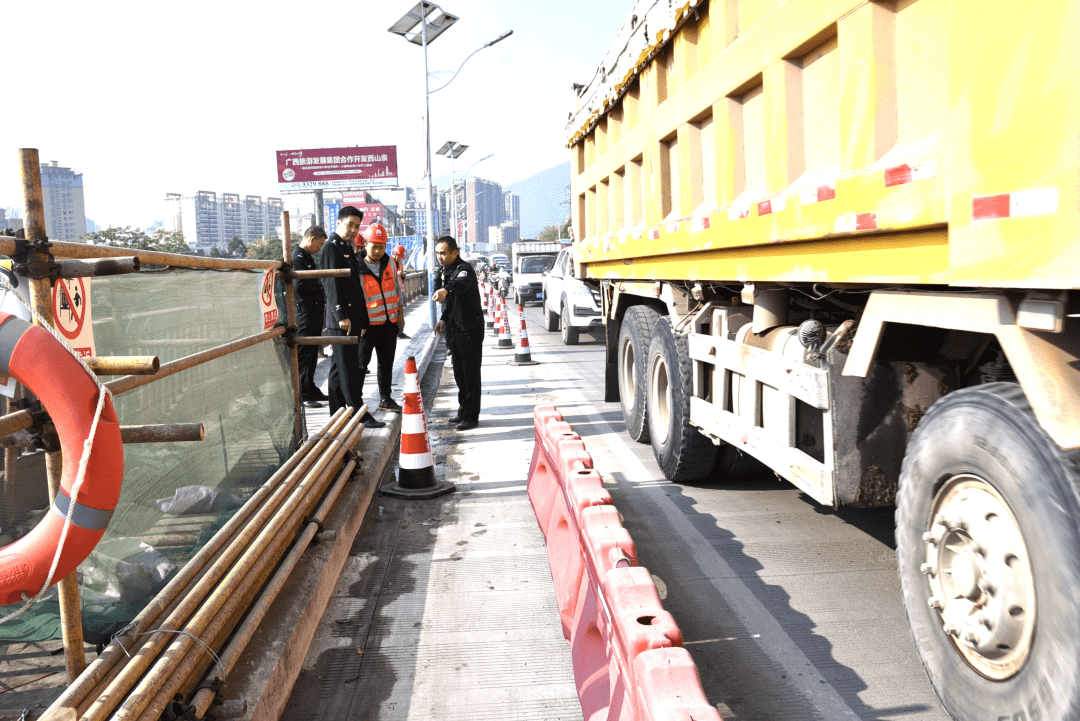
504, 191, 520, 227
463, 177, 505, 252
0, 209, 23, 233
488, 222, 520, 249
40, 161, 87, 241
174, 191, 283, 251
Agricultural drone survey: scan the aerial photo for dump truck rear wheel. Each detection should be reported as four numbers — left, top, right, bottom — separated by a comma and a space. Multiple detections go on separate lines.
896, 382, 1080, 721
617, 305, 659, 443
646, 317, 718, 481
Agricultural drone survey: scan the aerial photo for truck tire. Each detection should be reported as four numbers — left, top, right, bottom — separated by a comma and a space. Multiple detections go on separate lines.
544, 297, 559, 332
617, 304, 659, 443
561, 302, 579, 345
646, 317, 718, 481
896, 382, 1080, 721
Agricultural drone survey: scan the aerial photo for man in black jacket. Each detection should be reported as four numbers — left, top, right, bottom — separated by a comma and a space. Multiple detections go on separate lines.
318, 206, 385, 428
294, 225, 328, 407
433, 235, 484, 430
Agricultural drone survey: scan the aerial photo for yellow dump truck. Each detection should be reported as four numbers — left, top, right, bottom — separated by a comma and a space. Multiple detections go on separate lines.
568, 1, 1080, 719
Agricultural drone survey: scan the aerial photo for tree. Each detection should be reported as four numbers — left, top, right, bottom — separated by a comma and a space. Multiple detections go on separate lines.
227, 235, 247, 258
209, 246, 221, 258
245, 236, 295, 261
82, 227, 190, 254
536, 218, 573, 243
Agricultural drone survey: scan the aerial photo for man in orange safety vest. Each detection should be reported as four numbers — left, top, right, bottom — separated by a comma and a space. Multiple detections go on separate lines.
356, 223, 405, 412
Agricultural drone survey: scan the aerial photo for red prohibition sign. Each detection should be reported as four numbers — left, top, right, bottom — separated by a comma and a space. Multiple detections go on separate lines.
51, 278, 86, 341
261, 271, 274, 306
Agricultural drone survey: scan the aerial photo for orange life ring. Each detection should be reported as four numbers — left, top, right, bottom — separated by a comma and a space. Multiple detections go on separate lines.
0, 311, 123, 606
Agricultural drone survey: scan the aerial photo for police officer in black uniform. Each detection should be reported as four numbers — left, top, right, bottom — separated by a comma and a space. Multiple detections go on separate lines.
319, 206, 384, 428
294, 225, 328, 407
433, 235, 484, 431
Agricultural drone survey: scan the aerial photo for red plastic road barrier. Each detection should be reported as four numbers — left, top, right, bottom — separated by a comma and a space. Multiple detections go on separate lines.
526, 406, 722, 721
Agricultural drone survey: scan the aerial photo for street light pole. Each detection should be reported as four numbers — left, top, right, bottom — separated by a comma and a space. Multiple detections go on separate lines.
389, 2, 510, 326
421, 15, 437, 330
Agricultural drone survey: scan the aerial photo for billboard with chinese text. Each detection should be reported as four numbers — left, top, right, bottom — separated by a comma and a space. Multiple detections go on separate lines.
276, 146, 398, 192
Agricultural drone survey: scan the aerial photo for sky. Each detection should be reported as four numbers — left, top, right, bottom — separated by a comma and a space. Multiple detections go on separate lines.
3, 0, 634, 230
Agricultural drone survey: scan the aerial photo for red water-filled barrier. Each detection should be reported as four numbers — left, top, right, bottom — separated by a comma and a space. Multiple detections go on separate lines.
527, 406, 722, 721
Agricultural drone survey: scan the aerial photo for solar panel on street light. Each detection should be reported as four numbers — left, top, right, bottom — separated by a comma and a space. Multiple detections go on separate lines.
387, 1, 460, 45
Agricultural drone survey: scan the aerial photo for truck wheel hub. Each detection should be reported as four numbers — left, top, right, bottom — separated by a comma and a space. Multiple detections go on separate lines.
924, 475, 1035, 679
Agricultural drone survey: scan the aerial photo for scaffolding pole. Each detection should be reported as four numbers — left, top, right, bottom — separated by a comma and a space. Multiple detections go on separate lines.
19, 146, 86, 681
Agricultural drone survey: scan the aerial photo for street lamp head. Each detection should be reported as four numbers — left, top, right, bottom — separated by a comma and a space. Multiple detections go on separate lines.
485, 29, 513, 48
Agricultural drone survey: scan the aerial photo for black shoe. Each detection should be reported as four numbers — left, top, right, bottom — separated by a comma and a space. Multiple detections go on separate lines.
311, 390, 329, 401
397, 332, 410, 339
379, 397, 402, 412
302, 399, 322, 408
361, 412, 386, 429
454, 420, 478, 431
447, 414, 461, 424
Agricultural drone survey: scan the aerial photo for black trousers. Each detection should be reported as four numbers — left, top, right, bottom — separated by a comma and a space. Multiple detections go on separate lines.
325, 327, 364, 414
296, 306, 323, 400
357, 321, 398, 401
446, 326, 483, 423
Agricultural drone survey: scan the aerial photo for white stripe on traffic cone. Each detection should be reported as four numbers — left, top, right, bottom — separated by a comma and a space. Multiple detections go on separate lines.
509, 303, 539, 365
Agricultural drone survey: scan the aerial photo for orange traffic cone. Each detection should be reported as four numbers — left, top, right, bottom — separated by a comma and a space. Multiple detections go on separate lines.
485, 285, 495, 331
491, 293, 503, 337
494, 298, 514, 349
381, 355, 454, 499
509, 304, 539, 365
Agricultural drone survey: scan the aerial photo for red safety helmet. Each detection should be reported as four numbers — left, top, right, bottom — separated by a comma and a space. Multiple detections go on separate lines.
394, 245, 407, 260
361, 223, 388, 244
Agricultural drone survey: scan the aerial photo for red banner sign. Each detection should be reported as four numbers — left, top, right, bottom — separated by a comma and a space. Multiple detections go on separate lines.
276, 146, 398, 192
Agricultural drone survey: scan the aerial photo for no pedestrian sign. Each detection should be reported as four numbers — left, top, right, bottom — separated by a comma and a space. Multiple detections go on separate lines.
51, 277, 95, 357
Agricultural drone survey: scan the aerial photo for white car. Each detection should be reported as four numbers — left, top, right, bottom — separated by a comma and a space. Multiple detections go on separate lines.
541, 248, 602, 345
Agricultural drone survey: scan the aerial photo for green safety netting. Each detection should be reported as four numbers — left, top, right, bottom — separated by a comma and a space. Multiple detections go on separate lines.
0, 267, 296, 643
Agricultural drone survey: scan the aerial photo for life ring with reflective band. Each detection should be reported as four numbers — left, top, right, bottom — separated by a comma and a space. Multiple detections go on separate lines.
0, 311, 123, 606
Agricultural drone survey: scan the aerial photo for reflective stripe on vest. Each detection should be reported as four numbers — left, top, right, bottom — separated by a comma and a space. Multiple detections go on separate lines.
362, 263, 401, 324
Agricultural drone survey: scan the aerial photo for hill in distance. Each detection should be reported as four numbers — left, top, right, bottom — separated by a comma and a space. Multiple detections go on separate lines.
506, 162, 570, 238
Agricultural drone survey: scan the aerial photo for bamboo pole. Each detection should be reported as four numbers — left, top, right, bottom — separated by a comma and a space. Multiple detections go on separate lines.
137, 422, 365, 721
293, 335, 358, 345
80, 412, 363, 721
119, 423, 205, 444
104, 328, 285, 396
0, 237, 279, 272
10, 256, 140, 280
280, 212, 303, 449
1, 390, 17, 530
50, 410, 348, 718
0, 408, 33, 438
85, 355, 159, 376
20, 147, 86, 681
277, 268, 349, 280
189, 435, 364, 717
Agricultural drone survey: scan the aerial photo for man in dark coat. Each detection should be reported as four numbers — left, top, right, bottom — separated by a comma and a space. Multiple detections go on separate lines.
293, 225, 328, 407
433, 235, 484, 430
318, 206, 385, 428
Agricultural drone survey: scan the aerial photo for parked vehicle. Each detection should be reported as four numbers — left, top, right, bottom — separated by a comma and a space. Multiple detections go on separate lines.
510, 240, 564, 306
570, 1, 1080, 720
541, 248, 601, 345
